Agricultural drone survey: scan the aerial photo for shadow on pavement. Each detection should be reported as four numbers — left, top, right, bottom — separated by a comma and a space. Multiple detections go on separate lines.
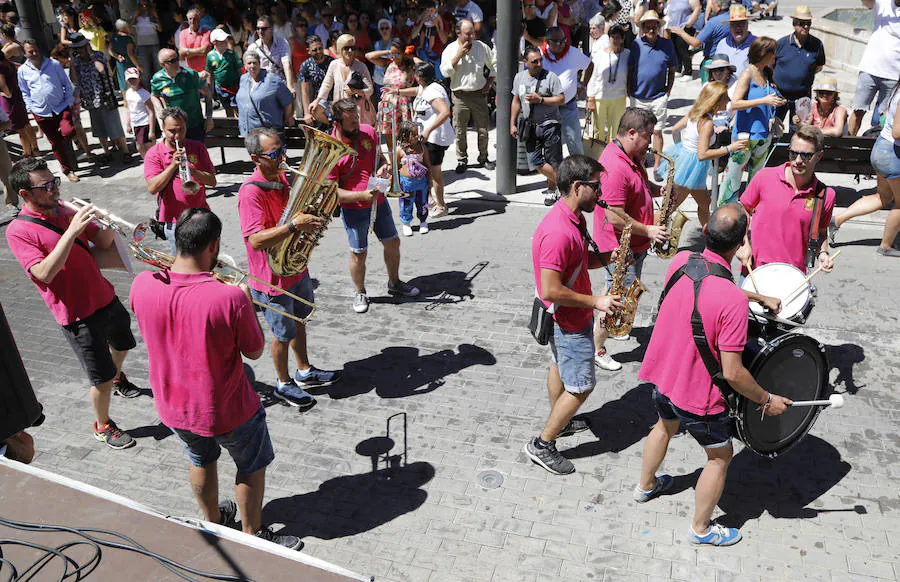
562, 383, 657, 459
429, 201, 507, 231
262, 461, 435, 539
368, 264, 487, 306
321, 343, 496, 400
608, 326, 653, 365
717, 435, 853, 528
825, 343, 866, 395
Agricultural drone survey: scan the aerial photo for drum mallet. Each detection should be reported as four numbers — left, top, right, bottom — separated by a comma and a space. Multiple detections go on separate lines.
787, 394, 845, 409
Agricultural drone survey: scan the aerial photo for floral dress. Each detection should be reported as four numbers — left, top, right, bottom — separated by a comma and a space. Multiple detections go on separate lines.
376, 63, 415, 136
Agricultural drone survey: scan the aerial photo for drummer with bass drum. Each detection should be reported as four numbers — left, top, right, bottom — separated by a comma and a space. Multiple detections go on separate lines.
633, 203, 792, 547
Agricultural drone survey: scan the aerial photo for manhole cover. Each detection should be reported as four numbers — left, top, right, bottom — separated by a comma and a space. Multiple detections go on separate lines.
475, 470, 504, 489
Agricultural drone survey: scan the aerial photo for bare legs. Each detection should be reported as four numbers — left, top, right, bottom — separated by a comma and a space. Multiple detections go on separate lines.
673, 185, 711, 226
188, 462, 267, 535
539, 363, 591, 442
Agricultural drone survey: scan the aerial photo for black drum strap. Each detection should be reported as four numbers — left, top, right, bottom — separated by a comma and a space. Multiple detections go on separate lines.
657, 253, 735, 404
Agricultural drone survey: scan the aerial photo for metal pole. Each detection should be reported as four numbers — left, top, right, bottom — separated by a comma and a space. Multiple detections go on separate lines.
15, 0, 48, 55
495, 0, 520, 196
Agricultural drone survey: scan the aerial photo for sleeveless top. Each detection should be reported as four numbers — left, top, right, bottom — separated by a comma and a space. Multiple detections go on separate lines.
667, 0, 694, 29
682, 116, 714, 153
402, 151, 428, 178
733, 75, 775, 141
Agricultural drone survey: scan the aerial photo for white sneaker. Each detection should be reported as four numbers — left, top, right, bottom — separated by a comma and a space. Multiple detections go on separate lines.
402, 224, 413, 236
610, 332, 631, 342
594, 348, 622, 371
419, 222, 429, 234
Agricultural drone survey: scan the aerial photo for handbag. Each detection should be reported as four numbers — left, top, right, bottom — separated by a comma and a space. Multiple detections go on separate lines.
581, 110, 607, 159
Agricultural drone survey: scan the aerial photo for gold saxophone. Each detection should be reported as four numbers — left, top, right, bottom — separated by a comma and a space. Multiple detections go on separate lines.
649, 147, 688, 259
268, 125, 356, 277
603, 205, 647, 336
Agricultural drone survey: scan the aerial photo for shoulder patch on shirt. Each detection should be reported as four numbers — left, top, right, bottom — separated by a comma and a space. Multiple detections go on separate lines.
361, 140, 372, 152
804, 196, 815, 210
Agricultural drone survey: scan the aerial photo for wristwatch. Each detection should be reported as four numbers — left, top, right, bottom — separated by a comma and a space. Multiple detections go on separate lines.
287, 221, 299, 233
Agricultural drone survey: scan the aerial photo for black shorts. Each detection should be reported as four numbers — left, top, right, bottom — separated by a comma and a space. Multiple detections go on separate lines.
525, 122, 563, 171
653, 387, 732, 448
425, 142, 448, 165
61, 298, 136, 386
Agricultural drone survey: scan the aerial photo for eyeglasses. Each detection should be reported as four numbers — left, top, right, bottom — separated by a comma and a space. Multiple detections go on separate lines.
259, 145, 287, 160
527, 59, 541, 64
578, 180, 601, 192
163, 58, 178, 64
524, 3, 536, 7
793, 20, 811, 27
30, 177, 61, 192
256, 26, 270, 31
547, 38, 565, 44
787, 149, 817, 162
342, 46, 356, 52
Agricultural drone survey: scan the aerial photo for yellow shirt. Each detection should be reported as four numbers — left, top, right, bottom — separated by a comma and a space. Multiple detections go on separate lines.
80, 25, 107, 53
439, 39, 496, 92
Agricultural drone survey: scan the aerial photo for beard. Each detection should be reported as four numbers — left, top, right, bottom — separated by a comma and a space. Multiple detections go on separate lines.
342, 126, 360, 140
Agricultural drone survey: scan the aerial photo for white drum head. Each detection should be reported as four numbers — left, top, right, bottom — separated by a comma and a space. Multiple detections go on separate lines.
741, 262, 810, 320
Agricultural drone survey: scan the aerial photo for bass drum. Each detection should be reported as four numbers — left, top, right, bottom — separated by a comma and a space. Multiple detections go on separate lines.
734, 333, 829, 458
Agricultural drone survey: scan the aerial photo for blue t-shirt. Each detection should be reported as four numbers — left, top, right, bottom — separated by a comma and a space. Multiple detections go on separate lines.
716, 33, 756, 77
773, 34, 826, 97
697, 11, 731, 59
733, 78, 777, 140
236, 70, 293, 137
628, 36, 677, 100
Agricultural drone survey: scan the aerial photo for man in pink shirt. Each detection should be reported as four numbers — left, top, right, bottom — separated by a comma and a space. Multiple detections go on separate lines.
237, 127, 342, 408
5, 157, 139, 450
737, 126, 836, 275
634, 203, 791, 546
525, 155, 623, 476
592, 107, 669, 372
327, 98, 419, 314
178, 8, 211, 73
144, 107, 216, 254
129, 208, 301, 550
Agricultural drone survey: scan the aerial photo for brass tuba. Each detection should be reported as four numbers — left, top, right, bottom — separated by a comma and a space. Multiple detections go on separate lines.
603, 204, 647, 337
268, 124, 356, 277
649, 147, 687, 259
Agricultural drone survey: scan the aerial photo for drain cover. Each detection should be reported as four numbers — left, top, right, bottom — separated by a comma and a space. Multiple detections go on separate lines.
475, 470, 504, 489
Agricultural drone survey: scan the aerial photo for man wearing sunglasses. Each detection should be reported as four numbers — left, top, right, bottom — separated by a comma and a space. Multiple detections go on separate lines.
773, 6, 825, 130
237, 127, 342, 408
6, 157, 141, 450
541, 27, 592, 159
248, 15, 296, 98
736, 125, 836, 275
150, 48, 212, 141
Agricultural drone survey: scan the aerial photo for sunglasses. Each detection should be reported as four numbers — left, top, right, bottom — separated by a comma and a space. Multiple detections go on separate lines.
259, 145, 287, 160
793, 20, 811, 27
257, 26, 270, 31
163, 58, 178, 64
547, 38, 565, 44
787, 149, 817, 162
342, 46, 356, 51
527, 59, 541, 64
30, 177, 61, 192
578, 180, 601, 192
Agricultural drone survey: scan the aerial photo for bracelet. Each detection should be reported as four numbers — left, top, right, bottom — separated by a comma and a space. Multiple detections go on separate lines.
759, 392, 772, 421
725, 144, 731, 154
819, 250, 829, 256
539, 96, 544, 104
287, 222, 298, 233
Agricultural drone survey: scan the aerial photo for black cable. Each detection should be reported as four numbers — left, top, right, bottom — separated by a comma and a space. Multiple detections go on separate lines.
0, 516, 255, 582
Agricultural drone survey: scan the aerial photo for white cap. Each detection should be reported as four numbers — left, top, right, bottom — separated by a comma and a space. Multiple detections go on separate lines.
210, 28, 230, 43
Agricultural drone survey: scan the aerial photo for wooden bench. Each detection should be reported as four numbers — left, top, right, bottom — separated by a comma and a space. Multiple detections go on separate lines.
767, 135, 876, 177
206, 118, 308, 164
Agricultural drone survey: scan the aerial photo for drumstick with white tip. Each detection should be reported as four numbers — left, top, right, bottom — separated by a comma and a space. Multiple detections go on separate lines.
783, 249, 842, 305
787, 394, 844, 409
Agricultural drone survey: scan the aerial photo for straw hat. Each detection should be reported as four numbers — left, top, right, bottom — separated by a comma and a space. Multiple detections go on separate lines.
813, 76, 839, 93
792, 5, 813, 20
638, 10, 664, 25
727, 5, 748, 22
704, 53, 736, 72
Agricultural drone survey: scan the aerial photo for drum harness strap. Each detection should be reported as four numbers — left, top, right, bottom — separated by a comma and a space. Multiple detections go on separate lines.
657, 253, 740, 413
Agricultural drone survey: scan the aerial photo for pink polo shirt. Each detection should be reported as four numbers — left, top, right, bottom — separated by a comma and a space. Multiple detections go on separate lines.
639, 249, 748, 416
179, 27, 211, 72
740, 164, 835, 273
5, 204, 115, 326
144, 139, 213, 223
129, 270, 264, 436
327, 124, 384, 210
595, 142, 655, 254
237, 168, 304, 294
532, 200, 593, 332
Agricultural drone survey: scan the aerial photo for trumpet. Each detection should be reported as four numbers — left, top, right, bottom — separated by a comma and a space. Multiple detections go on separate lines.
176, 139, 200, 195
62, 198, 316, 324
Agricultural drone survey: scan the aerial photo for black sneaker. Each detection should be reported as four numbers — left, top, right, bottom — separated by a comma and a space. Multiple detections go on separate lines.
274, 380, 316, 409
93, 420, 136, 450
387, 279, 420, 297
480, 158, 496, 171
113, 372, 141, 398
255, 526, 304, 550
558, 417, 591, 438
217, 499, 238, 528
523, 438, 575, 475
294, 366, 342, 388
455, 161, 467, 174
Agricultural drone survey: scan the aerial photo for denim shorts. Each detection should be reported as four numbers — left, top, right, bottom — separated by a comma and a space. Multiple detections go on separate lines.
549, 322, 596, 394
604, 250, 646, 291
250, 273, 314, 342
653, 387, 732, 449
341, 201, 399, 254
871, 136, 900, 179
852, 71, 895, 113
171, 405, 274, 474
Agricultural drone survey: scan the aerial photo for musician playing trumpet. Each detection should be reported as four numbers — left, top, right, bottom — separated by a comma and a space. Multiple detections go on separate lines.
5, 157, 140, 450
144, 107, 217, 254
237, 128, 342, 409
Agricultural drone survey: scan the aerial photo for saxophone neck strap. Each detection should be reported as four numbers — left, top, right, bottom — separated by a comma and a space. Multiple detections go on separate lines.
246, 180, 288, 191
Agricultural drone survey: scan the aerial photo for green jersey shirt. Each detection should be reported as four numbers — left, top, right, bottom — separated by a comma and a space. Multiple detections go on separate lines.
206, 49, 241, 89
150, 67, 204, 128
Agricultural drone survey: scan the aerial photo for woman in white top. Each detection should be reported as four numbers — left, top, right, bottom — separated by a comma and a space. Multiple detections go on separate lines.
831, 83, 900, 257
130, 0, 161, 86
412, 62, 454, 218
310, 34, 376, 126
588, 13, 608, 54
662, 81, 748, 226
586, 24, 629, 143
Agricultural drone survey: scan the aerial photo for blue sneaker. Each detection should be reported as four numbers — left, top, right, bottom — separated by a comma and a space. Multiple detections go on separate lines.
294, 366, 342, 388
690, 523, 742, 546
632, 474, 673, 503
274, 380, 316, 409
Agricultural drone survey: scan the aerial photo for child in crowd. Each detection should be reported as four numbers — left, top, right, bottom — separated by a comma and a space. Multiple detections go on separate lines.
206, 28, 242, 118
123, 67, 156, 158
395, 120, 432, 236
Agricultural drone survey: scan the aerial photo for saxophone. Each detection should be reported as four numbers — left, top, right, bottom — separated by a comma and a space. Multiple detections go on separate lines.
603, 207, 648, 336
649, 147, 688, 259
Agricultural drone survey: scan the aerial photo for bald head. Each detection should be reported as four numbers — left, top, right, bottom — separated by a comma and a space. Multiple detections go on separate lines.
705, 202, 748, 252
457, 20, 475, 43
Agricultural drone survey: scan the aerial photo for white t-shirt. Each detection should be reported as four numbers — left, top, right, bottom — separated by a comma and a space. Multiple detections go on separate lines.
126, 88, 152, 127
453, 1, 484, 24
587, 47, 628, 100
880, 88, 899, 143
543, 49, 591, 104
413, 83, 455, 147
859, 0, 900, 80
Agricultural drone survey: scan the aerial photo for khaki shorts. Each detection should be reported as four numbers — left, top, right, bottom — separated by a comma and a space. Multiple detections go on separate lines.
630, 95, 668, 132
